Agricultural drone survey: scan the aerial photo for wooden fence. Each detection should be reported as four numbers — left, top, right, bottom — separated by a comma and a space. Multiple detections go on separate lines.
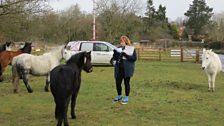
171, 48, 202, 63
136, 47, 202, 63
137, 48, 162, 61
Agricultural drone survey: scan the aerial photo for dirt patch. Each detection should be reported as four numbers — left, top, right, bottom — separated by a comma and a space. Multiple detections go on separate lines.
0, 119, 7, 125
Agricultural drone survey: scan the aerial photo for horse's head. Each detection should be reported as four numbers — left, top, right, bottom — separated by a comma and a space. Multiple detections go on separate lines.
66, 51, 93, 73
83, 51, 93, 73
5, 41, 12, 51
62, 48, 73, 61
21, 42, 32, 54
201, 48, 213, 70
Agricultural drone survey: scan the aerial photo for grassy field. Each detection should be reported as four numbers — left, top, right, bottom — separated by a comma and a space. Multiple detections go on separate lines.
0, 60, 224, 126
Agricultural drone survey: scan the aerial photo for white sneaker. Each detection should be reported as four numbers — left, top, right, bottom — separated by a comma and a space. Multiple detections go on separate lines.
121, 100, 128, 105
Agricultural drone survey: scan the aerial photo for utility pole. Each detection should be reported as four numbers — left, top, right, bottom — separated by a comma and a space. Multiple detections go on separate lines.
92, 0, 96, 40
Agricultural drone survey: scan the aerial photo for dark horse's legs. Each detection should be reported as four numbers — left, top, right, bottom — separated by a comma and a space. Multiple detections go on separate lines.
57, 118, 63, 126
44, 75, 50, 92
64, 98, 70, 126
21, 69, 33, 93
71, 94, 77, 119
71, 86, 80, 119
0, 64, 5, 82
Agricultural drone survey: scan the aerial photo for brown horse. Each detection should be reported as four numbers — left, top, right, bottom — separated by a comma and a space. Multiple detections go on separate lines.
0, 42, 32, 81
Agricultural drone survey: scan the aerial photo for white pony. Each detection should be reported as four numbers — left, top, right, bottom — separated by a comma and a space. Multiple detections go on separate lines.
12, 45, 69, 93
201, 48, 222, 92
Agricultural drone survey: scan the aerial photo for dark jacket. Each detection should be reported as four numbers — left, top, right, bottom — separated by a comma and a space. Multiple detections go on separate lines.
113, 46, 137, 78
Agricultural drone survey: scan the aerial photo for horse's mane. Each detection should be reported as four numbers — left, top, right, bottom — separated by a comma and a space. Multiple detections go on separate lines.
66, 51, 85, 67
44, 45, 65, 60
209, 51, 215, 55
205, 49, 216, 56
49, 45, 63, 52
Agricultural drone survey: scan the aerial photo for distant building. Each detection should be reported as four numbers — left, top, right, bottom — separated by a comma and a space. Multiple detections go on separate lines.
139, 40, 153, 47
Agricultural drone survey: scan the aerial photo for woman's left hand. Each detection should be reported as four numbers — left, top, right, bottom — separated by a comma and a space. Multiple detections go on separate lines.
121, 52, 128, 58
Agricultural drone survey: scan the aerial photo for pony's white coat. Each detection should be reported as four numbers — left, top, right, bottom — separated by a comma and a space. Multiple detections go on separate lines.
12, 45, 65, 75
201, 48, 222, 91
11, 45, 70, 92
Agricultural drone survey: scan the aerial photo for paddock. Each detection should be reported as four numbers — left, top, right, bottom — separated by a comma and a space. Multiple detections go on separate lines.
0, 59, 224, 126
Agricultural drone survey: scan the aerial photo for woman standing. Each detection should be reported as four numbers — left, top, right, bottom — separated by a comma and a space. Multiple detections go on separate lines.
113, 36, 137, 104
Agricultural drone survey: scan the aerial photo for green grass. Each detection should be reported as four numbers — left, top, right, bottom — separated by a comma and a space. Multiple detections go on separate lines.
0, 60, 224, 126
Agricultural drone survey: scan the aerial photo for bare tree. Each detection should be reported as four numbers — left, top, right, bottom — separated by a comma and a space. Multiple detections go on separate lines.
96, 0, 144, 15
96, 0, 144, 41
0, 0, 50, 16
209, 12, 224, 42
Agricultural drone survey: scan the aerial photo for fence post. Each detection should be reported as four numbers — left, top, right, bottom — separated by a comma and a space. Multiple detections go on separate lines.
180, 47, 183, 62
195, 49, 199, 63
159, 48, 161, 61
137, 48, 140, 60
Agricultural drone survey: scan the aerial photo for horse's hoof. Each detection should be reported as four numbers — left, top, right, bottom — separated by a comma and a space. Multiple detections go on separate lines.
44, 88, 49, 92
13, 89, 18, 93
208, 88, 211, 92
28, 89, 33, 93
71, 115, 76, 119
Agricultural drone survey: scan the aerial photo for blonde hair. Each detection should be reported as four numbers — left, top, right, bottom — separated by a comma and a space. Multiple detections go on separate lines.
120, 36, 131, 45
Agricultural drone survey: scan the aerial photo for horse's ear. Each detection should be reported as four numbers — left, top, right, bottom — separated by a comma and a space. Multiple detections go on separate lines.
209, 49, 212, 52
203, 48, 206, 52
64, 45, 70, 50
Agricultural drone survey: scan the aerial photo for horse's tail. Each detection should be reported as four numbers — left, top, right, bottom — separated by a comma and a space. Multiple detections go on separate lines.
12, 57, 21, 93
51, 67, 71, 120
54, 95, 67, 120
53, 68, 66, 120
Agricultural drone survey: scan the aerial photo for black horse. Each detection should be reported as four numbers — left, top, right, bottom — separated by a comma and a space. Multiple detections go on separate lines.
50, 51, 93, 126
0, 41, 12, 52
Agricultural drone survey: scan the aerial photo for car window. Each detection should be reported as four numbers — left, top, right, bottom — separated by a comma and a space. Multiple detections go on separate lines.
80, 42, 93, 51
106, 42, 116, 51
93, 43, 109, 51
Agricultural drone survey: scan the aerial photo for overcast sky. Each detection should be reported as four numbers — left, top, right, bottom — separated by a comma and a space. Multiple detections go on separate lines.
48, 0, 224, 21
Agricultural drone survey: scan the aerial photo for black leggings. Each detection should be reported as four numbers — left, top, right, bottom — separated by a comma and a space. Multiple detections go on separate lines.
115, 67, 131, 96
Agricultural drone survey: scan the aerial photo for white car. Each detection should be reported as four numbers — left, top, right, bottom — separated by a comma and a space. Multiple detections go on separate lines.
67, 41, 117, 65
